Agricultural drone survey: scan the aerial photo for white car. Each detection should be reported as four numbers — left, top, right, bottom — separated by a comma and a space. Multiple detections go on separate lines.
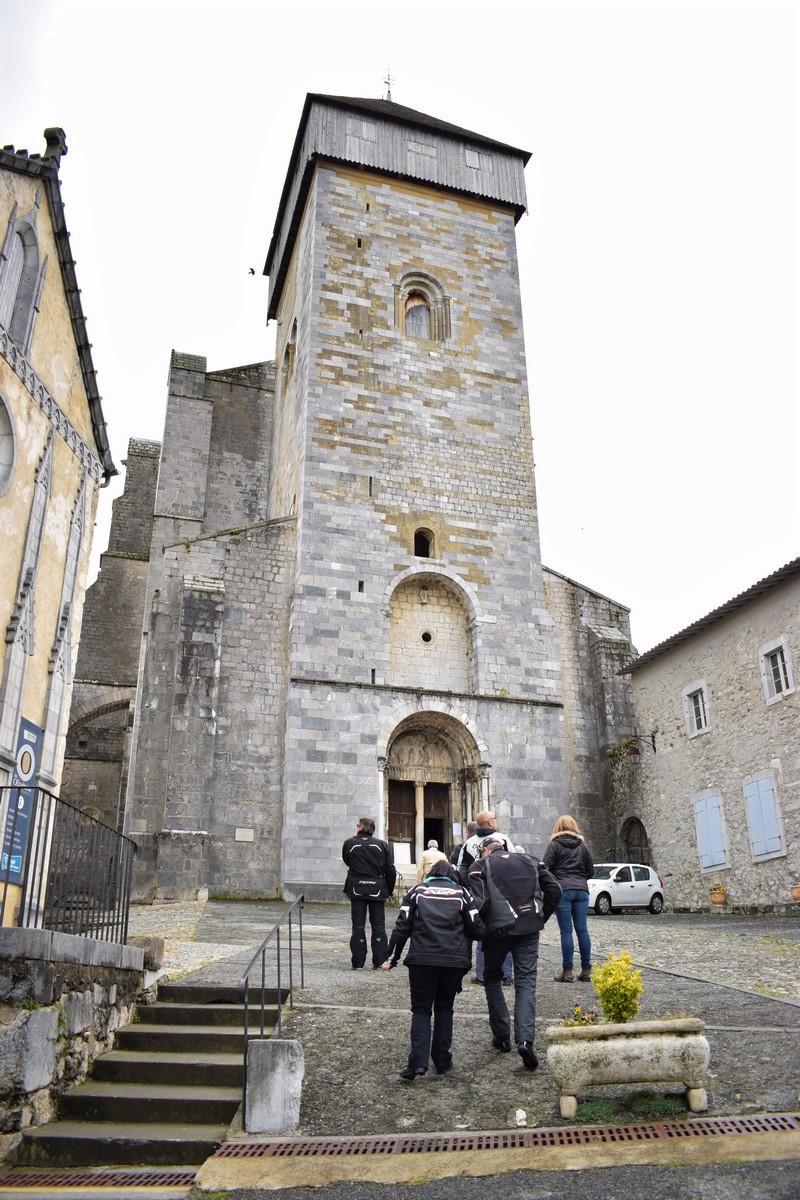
588, 863, 665, 915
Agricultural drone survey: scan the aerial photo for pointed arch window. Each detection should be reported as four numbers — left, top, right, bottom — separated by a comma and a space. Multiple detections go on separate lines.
0, 200, 47, 356
394, 272, 451, 342
0, 433, 53, 754
41, 474, 87, 779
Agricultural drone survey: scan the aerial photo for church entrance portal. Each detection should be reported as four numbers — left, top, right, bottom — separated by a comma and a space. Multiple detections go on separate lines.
384, 718, 486, 872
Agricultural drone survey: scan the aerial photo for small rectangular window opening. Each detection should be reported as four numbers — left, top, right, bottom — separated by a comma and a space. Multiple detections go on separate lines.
371, 668, 376, 684
357, 238, 362, 248
368, 476, 373, 496
769, 649, 789, 695
358, 580, 364, 593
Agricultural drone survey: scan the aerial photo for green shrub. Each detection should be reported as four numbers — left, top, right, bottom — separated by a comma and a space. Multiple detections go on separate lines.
592, 951, 643, 1023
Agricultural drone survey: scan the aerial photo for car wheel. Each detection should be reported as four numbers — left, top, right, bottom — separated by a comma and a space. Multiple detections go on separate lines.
594, 893, 612, 915
648, 894, 664, 914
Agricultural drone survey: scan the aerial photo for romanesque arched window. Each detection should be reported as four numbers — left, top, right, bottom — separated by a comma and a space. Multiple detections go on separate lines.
394, 272, 451, 342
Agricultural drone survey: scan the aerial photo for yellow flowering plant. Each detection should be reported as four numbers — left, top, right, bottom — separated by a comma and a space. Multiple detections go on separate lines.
591, 951, 643, 1023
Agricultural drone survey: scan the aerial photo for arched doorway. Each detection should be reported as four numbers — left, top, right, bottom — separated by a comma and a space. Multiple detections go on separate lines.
384, 712, 487, 872
622, 817, 651, 865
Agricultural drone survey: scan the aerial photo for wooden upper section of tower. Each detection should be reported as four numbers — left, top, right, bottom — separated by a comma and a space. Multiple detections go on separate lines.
265, 93, 531, 320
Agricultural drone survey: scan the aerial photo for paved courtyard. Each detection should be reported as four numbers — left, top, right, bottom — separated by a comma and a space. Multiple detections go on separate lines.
129, 898, 800, 1140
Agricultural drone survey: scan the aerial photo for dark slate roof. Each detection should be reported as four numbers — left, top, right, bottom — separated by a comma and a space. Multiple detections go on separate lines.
0, 129, 116, 484
621, 557, 800, 673
308, 94, 532, 163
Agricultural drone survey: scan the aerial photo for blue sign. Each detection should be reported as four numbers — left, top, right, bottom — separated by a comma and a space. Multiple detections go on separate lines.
1, 719, 43, 887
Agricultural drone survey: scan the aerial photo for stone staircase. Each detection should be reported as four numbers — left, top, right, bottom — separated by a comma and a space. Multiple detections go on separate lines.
10, 982, 283, 1169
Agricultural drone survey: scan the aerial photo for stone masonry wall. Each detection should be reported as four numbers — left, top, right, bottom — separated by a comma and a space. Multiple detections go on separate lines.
389, 576, 472, 692
287, 166, 560, 701
0, 929, 144, 1133
125, 353, 293, 900
278, 161, 568, 893
543, 568, 637, 860
627, 578, 799, 910
60, 439, 161, 825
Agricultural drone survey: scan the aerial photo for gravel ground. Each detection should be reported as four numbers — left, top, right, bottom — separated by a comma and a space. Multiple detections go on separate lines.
129, 898, 800, 1138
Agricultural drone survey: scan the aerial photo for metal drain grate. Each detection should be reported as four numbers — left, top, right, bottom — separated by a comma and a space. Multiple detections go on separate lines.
0, 1166, 196, 1187
216, 1113, 800, 1158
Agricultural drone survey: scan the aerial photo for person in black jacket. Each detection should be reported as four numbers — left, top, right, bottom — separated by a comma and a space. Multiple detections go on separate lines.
467, 839, 561, 1070
542, 814, 594, 983
342, 817, 396, 969
382, 860, 485, 1080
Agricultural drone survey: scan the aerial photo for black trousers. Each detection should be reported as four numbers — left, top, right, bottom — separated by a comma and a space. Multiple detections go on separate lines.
406, 964, 465, 1072
349, 897, 388, 967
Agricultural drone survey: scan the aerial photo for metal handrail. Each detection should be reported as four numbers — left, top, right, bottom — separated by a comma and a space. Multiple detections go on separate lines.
238, 896, 305, 1125
0, 785, 136, 943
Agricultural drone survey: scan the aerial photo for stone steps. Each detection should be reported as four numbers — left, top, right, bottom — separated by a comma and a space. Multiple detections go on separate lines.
10, 982, 278, 1168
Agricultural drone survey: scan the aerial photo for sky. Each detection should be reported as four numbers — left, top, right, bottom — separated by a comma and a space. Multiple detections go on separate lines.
3, 0, 798, 654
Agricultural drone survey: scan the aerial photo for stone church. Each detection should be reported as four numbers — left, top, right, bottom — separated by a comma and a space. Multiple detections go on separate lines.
62, 95, 638, 902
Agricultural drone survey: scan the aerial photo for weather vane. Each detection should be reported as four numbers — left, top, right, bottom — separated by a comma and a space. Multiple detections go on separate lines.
384, 69, 394, 102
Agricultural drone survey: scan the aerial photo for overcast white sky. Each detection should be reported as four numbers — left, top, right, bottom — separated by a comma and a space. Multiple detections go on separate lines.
4, 0, 798, 653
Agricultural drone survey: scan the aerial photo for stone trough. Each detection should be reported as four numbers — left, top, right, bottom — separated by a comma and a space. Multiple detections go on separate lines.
545, 1016, 710, 1119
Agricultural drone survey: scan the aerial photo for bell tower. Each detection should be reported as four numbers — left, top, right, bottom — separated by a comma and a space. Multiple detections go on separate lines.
267, 95, 567, 896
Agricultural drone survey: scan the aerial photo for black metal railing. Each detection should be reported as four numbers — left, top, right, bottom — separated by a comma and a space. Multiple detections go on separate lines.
0, 785, 136, 944
238, 896, 305, 1126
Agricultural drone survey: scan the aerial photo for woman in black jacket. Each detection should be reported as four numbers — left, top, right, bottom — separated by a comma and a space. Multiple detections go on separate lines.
382, 860, 485, 1079
542, 815, 594, 983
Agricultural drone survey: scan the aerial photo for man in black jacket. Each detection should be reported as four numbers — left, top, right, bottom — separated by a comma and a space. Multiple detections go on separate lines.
342, 817, 396, 969
467, 839, 561, 1069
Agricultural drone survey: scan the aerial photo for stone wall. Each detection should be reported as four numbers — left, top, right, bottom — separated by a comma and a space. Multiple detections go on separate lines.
124, 354, 292, 901
543, 568, 637, 860
60, 440, 161, 827
0, 928, 144, 1133
626, 575, 799, 909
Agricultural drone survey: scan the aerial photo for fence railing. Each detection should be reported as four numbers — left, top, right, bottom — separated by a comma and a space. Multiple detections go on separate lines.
238, 896, 305, 1126
0, 785, 136, 944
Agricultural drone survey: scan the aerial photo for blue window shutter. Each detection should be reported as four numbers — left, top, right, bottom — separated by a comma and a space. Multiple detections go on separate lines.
695, 793, 725, 868
745, 778, 782, 856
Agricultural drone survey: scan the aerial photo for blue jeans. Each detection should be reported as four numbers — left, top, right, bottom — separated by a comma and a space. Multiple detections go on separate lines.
554, 888, 591, 971
483, 932, 539, 1045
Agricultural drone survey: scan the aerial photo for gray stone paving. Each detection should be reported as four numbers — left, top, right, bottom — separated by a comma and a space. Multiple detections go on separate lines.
129, 899, 800, 1004
127, 898, 800, 1139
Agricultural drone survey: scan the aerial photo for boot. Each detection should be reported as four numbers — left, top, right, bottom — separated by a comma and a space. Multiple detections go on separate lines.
577, 967, 593, 983
553, 969, 574, 983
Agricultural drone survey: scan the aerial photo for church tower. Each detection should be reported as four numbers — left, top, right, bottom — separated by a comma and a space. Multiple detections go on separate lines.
268, 95, 567, 896
123, 95, 579, 902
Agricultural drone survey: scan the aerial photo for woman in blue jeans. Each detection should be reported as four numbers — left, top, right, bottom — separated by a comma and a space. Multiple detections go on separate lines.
542, 815, 594, 983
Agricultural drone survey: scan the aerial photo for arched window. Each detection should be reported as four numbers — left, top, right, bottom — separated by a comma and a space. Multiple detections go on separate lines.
623, 817, 651, 865
404, 292, 431, 339
0, 394, 15, 495
394, 272, 451, 342
0, 207, 45, 355
414, 528, 434, 558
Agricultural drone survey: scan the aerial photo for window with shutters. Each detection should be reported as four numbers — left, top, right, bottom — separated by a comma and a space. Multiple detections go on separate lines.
758, 636, 795, 705
682, 679, 710, 737
743, 772, 785, 862
693, 789, 728, 871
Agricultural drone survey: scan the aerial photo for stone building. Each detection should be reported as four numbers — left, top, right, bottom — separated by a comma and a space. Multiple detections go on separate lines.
60, 439, 159, 828
0, 129, 115, 802
620, 559, 799, 910
65, 95, 637, 902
